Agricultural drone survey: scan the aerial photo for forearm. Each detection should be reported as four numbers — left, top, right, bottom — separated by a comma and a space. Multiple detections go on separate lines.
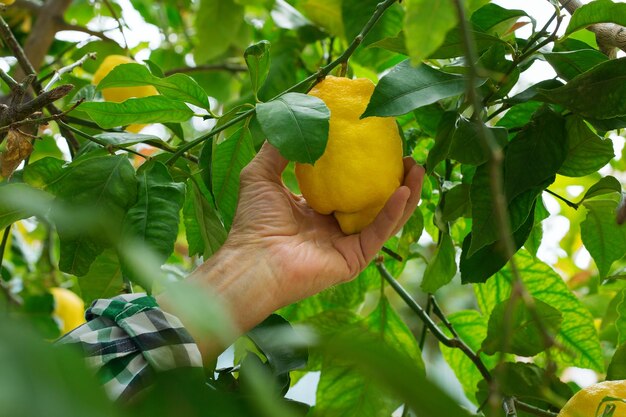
157, 244, 280, 362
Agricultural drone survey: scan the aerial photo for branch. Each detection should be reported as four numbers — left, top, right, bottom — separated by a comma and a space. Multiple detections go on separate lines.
43, 52, 97, 92
165, 0, 400, 165
556, 0, 626, 57
55, 20, 112, 42
13, 84, 73, 120
13, 0, 43, 13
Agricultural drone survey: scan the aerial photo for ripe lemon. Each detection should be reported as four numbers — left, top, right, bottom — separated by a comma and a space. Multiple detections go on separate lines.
295, 76, 404, 234
92, 55, 158, 133
50, 287, 86, 335
0, 0, 16, 6
557, 380, 626, 417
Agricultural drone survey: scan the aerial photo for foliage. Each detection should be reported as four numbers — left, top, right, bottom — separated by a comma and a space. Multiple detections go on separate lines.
0, 0, 625, 416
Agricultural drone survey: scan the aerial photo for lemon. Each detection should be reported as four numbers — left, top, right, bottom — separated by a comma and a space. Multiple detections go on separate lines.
50, 287, 86, 335
295, 76, 404, 234
558, 380, 626, 417
92, 55, 159, 133
0, 0, 16, 6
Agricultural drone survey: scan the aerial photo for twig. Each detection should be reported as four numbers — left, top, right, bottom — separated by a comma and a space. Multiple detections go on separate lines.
43, 52, 97, 92
165, 0, 400, 165
13, 84, 74, 121
381, 246, 403, 262
57, 120, 148, 159
55, 20, 112, 41
376, 262, 492, 382
515, 400, 558, 417
0, 99, 83, 133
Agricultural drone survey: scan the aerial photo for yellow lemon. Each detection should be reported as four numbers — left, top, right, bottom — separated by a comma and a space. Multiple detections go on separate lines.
0, 0, 16, 6
558, 380, 626, 417
50, 287, 86, 335
295, 76, 404, 234
92, 55, 159, 133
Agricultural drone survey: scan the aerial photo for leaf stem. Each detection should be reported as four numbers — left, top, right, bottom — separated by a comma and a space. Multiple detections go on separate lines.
545, 189, 579, 209
57, 120, 147, 159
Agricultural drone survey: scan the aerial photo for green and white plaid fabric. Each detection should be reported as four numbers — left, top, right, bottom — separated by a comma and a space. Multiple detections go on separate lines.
56, 293, 203, 401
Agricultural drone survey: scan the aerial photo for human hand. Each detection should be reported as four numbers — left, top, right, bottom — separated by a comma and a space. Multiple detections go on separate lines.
224, 142, 425, 309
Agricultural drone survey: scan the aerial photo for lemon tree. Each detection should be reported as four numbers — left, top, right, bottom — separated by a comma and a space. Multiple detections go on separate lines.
1, 0, 626, 416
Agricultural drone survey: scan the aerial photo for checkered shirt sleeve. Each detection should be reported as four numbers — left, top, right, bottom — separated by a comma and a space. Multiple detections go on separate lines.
56, 293, 203, 401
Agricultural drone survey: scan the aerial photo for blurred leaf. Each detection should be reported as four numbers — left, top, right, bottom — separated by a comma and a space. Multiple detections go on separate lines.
1, 320, 119, 417
559, 116, 614, 177
194, 0, 244, 63
122, 161, 184, 264
78, 249, 123, 305
543, 58, 626, 119
183, 178, 227, 259
54, 156, 137, 276
474, 249, 604, 371
23, 157, 65, 192
96, 63, 211, 109
256, 93, 330, 164
564, 0, 626, 37
342, 0, 403, 47
363, 61, 479, 117
212, 126, 255, 230
442, 183, 471, 222
403, 0, 457, 65
0, 183, 54, 229
471, 3, 527, 36
544, 50, 608, 81
448, 118, 507, 165
245, 41, 271, 96
93, 132, 163, 147
581, 198, 626, 278
300, 0, 343, 37
421, 233, 457, 293
82, 96, 194, 129
439, 310, 497, 404
482, 296, 563, 356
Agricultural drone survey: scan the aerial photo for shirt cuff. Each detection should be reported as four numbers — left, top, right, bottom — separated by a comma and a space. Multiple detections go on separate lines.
56, 293, 203, 401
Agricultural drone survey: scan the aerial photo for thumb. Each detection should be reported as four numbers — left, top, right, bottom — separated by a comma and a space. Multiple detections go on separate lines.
247, 141, 289, 182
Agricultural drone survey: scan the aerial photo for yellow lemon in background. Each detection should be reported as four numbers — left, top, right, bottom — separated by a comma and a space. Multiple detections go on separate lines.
0, 0, 16, 6
50, 287, 86, 335
92, 55, 159, 133
295, 76, 404, 234
557, 380, 626, 417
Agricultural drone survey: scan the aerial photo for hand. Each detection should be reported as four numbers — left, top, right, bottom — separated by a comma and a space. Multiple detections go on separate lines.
224, 142, 426, 308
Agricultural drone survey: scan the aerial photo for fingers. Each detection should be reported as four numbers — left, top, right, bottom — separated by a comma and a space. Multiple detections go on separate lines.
244, 141, 289, 183
358, 185, 410, 262
392, 159, 425, 235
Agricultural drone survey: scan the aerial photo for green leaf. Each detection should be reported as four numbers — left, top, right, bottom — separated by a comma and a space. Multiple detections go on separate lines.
92, 132, 163, 147
212, 126, 256, 230
122, 161, 184, 263
581, 198, 626, 278
431, 28, 504, 59
300, 0, 343, 37
55, 156, 137, 276
403, 0, 457, 65
580, 176, 622, 202
398, 207, 423, 259
460, 204, 535, 284
96, 63, 211, 109
183, 178, 227, 259
22, 157, 65, 193
439, 310, 497, 404
425, 111, 456, 173
616, 290, 626, 346
81, 96, 194, 129
256, 93, 330, 164
471, 3, 527, 36
0, 183, 54, 229
564, 0, 626, 37
421, 233, 457, 293
78, 249, 123, 305
363, 61, 479, 118
448, 118, 507, 165
496, 102, 542, 130
244, 41, 271, 96
194, 0, 244, 63
474, 249, 604, 371
543, 50, 608, 81
506, 79, 563, 105
313, 297, 423, 417
543, 58, 626, 120
559, 116, 614, 177
442, 183, 471, 222
504, 108, 567, 202
482, 296, 563, 357
607, 341, 626, 381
